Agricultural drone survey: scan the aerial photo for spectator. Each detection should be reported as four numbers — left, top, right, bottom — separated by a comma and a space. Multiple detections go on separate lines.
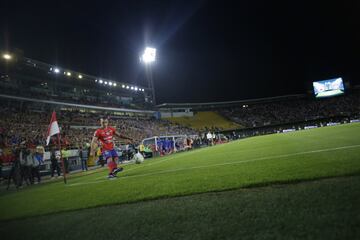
31, 148, 44, 184
18, 144, 31, 186
0, 148, 2, 182
61, 148, 69, 173
79, 147, 88, 171
50, 148, 61, 178
7, 146, 23, 189
206, 131, 213, 146
23, 148, 34, 184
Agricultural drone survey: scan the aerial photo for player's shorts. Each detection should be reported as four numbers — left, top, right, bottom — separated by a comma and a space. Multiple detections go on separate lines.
102, 149, 118, 160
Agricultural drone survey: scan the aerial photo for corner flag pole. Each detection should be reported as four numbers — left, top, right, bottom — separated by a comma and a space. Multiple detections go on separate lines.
46, 110, 67, 184
57, 133, 67, 184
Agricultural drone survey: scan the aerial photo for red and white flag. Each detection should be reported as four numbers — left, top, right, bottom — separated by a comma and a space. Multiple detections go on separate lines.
46, 111, 60, 145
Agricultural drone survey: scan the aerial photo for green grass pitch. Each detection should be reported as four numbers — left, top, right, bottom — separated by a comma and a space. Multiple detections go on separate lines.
0, 123, 359, 239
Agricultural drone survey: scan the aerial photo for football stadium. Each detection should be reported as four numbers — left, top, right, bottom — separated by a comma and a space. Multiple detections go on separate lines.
1, 1, 360, 240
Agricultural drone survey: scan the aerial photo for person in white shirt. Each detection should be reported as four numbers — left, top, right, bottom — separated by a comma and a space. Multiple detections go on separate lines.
206, 132, 213, 146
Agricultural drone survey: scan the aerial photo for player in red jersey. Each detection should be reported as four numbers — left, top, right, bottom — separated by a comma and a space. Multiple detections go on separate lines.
90, 118, 133, 179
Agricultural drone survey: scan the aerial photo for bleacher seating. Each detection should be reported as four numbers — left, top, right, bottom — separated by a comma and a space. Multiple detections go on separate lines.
165, 111, 241, 131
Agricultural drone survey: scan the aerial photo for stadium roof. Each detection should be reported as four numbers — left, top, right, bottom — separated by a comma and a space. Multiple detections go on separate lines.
157, 94, 306, 110
0, 50, 147, 92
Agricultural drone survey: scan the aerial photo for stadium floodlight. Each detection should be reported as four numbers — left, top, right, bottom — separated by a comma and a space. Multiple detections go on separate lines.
109, 81, 113, 86
131, 86, 134, 90
99, 79, 103, 84
141, 47, 157, 104
54, 68, 60, 73
142, 89, 145, 92
66, 72, 71, 76
134, 87, 138, 91
104, 81, 108, 85
126, 86, 130, 89
113, 83, 117, 87
122, 84, 125, 88
141, 47, 156, 63
2, 53, 12, 60
78, 74, 83, 79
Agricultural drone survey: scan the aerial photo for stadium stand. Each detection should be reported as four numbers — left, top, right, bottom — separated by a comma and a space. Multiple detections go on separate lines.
164, 111, 241, 131
0, 54, 153, 110
219, 90, 360, 128
158, 89, 360, 131
0, 100, 196, 150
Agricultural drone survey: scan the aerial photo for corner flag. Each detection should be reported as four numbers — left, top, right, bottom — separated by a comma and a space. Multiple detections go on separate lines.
46, 111, 60, 146
46, 111, 67, 184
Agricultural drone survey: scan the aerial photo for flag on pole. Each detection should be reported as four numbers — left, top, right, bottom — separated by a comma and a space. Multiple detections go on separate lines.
46, 111, 60, 145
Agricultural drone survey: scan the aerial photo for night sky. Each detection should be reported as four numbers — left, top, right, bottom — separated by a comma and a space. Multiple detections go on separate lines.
2, 0, 360, 104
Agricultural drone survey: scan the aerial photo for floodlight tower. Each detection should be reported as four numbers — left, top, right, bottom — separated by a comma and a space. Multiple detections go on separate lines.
141, 47, 157, 105
2, 53, 12, 60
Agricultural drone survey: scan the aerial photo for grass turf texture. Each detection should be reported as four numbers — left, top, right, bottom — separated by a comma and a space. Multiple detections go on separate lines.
0, 124, 359, 221
1, 175, 359, 240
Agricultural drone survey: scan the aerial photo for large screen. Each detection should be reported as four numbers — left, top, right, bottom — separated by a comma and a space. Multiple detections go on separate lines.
313, 77, 345, 98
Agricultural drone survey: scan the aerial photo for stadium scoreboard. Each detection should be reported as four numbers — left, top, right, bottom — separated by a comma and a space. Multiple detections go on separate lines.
313, 77, 345, 98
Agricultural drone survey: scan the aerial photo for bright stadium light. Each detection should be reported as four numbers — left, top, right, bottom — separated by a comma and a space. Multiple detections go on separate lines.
99, 79, 103, 84
66, 72, 71, 76
78, 74, 83, 79
141, 46, 157, 104
122, 84, 125, 88
54, 68, 60, 73
141, 47, 156, 63
113, 83, 117, 87
134, 87, 138, 91
104, 81, 108, 85
126, 86, 130, 89
109, 81, 113, 86
2, 53, 12, 60
95, 79, 98, 82
131, 86, 134, 90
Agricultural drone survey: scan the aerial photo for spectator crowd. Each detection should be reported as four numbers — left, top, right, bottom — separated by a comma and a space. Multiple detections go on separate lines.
0, 106, 196, 151
220, 92, 360, 128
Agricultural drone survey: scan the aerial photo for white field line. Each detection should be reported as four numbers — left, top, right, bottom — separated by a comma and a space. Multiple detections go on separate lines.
93, 154, 185, 180
92, 149, 208, 180
68, 144, 360, 187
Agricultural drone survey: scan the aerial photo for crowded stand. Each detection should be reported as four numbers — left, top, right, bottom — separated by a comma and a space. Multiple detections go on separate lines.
1, 90, 359, 159
0, 100, 197, 188
219, 90, 360, 128
0, 105, 196, 149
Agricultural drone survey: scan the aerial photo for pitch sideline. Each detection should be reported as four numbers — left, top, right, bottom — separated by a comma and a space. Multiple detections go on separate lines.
68, 144, 360, 187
